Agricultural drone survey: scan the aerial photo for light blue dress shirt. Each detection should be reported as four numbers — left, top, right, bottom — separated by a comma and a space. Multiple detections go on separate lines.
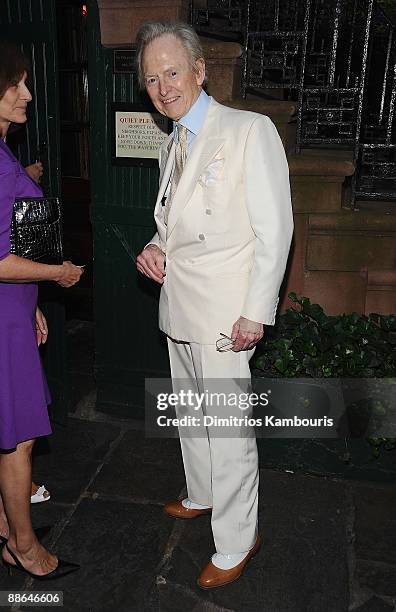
173, 89, 211, 156
162, 90, 211, 206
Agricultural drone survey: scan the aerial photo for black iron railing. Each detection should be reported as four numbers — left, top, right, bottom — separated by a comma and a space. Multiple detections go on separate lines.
191, 0, 245, 40
357, 4, 396, 200
191, 0, 396, 204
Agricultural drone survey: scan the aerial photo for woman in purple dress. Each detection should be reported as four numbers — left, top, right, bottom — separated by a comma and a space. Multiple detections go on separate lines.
0, 43, 82, 580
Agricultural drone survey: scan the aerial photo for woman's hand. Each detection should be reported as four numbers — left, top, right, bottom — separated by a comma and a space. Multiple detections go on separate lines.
36, 307, 48, 346
56, 261, 84, 288
25, 162, 43, 183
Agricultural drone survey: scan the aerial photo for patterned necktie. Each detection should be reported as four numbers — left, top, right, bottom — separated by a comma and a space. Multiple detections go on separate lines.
165, 124, 188, 224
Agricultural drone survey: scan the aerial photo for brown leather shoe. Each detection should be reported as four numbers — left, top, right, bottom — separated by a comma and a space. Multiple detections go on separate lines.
163, 499, 212, 519
197, 536, 261, 589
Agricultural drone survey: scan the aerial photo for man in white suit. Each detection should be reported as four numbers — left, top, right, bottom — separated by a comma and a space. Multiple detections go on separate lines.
136, 21, 293, 589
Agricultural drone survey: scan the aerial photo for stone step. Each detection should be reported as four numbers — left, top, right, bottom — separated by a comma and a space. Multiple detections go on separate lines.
289, 154, 355, 177
281, 209, 396, 316
306, 211, 396, 274
201, 36, 243, 60
283, 267, 396, 316
223, 95, 296, 153
301, 148, 354, 161
289, 153, 355, 213
202, 37, 244, 107
233, 96, 296, 119
366, 270, 396, 314
98, 0, 188, 45
355, 200, 396, 214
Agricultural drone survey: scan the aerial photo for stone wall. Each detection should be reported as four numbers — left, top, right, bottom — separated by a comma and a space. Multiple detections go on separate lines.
97, 0, 188, 46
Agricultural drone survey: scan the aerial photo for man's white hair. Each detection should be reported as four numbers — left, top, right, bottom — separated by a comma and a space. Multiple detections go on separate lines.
135, 21, 205, 89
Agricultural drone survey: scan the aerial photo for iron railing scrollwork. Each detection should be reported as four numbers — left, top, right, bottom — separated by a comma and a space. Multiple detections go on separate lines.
356, 3, 396, 200
190, 0, 396, 204
191, 0, 246, 40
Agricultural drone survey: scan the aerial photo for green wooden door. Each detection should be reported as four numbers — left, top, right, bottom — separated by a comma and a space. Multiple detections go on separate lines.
87, 0, 170, 418
0, 0, 69, 423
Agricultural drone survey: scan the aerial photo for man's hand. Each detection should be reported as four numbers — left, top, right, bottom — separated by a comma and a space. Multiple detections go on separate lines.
36, 307, 48, 346
231, 316, 264, 352
136, 244, 165, 284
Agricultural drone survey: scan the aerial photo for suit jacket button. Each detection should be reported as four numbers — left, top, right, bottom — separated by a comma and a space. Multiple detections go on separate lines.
205, 209, 212, 215
198, 233, 205, 241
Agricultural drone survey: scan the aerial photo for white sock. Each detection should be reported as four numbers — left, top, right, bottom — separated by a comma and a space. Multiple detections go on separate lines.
181, 498, 211, 510
211, 551, 248, 570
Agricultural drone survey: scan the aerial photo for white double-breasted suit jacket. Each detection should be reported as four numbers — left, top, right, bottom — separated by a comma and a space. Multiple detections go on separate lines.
149, 97, 294, 344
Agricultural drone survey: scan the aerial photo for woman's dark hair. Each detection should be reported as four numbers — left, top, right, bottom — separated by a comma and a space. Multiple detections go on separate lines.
0, 42, 30, 99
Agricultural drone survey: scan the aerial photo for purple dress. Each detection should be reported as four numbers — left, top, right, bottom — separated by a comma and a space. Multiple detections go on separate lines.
0, 138, 52, 450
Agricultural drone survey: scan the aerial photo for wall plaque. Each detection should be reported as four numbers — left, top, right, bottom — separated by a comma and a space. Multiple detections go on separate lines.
112, 104, 171, 167
113, 48, 136, 74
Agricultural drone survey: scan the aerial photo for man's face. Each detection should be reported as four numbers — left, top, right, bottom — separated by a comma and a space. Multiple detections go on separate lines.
143, 34, 205, 121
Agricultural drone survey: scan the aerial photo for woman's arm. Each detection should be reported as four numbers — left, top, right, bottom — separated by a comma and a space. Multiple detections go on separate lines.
0, 254, 83, 287
0, 253, 60, 282
0, 153, 82, 287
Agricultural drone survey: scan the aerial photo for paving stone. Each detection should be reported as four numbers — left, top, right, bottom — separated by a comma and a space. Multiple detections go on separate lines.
165, 470, 349, 612
257, 439, 396, 483
0, 556, 27, 593
66, 320, 94, 374
352, 483, 396, 565
68, 373, 96, 414
354, 595, 395, 612
65, 291, 93, 322
30, 502, 72, 542
31, 420, 121, 504
1, 351, 394, 612
90, 429, 185, 503
66, 321, 95, 411
155, 580, 235, 611
356, 559, 396, 597
32, 498, 173, 612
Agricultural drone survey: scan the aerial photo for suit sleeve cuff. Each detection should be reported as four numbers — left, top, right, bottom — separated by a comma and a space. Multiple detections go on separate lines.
144, 234, 166, 253
241, 297, 280, 326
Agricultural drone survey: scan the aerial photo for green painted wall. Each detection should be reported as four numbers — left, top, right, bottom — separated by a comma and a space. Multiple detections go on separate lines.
87, 1, 170, 417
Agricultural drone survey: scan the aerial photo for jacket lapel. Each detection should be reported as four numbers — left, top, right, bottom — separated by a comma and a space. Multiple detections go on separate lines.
159, 134, 173, 180
154, 137, 175, 230
166, 101, 225, 238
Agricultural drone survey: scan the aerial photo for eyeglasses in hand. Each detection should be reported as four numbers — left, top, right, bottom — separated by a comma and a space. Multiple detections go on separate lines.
215, 333, 235, 352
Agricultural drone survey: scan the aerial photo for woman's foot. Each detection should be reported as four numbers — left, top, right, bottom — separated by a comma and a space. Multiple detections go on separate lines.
2, 539, 58, 577
31, 482, 50, 504
0, 511, 9, 542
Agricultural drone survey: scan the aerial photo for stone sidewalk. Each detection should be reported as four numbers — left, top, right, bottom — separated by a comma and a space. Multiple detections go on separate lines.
1, 418, 395, 612
0, 322, 394, 612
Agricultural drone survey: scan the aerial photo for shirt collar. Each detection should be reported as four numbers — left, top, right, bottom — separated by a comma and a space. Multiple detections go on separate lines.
173, 89, 211, 140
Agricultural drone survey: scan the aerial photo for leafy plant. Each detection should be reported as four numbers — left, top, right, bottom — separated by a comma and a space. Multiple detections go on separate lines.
378, 0, 396, 24
253, 293, 396, 457
254, 292, 396, 378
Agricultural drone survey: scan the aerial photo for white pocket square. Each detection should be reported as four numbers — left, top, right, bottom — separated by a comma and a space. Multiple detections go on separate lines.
198, 159, 224, 186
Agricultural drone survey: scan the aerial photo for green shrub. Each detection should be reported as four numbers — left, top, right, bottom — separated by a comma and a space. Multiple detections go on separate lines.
254, 292, 396, 378
253, 293, 396, 457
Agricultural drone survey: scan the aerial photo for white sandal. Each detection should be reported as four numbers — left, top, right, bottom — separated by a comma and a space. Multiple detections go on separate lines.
30, 484, 51, 504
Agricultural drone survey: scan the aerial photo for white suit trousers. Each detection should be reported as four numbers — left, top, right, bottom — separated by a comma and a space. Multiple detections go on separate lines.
167, 337, 259, 554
